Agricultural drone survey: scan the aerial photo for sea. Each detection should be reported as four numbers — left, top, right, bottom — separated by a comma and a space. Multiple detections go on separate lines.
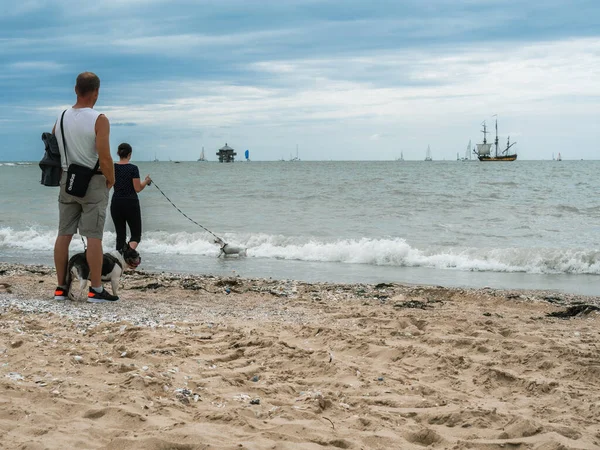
1, 160, 599, 296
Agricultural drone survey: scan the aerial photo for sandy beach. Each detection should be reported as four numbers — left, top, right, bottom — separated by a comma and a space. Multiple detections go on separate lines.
1, 262, 599, 449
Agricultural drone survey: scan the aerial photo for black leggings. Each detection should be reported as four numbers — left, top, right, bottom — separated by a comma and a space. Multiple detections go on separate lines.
110, 198, 142, 250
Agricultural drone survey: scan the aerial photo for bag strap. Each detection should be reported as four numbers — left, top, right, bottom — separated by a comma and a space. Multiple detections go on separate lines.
59, 110, 100, 172
59, 110, 68, 167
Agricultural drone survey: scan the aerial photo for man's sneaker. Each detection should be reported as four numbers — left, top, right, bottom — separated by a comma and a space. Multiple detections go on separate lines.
54, 286, 68, 301
87, 287, 119, 303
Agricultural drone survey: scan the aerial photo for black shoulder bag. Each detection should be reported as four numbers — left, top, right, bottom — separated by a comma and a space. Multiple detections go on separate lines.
39, 110, 65, 186
60, 111, 100, 198
39, 132, 62, 186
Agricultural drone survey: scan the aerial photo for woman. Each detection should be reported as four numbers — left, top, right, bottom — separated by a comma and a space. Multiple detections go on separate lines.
110, 143, 151, 251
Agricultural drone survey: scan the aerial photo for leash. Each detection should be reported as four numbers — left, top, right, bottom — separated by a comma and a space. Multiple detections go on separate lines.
151, 181, 225, 243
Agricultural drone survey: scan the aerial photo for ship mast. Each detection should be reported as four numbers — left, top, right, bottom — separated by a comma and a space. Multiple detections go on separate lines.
494, 116, 499, 158
504, 137, 516, 154
481, 122, 488, 144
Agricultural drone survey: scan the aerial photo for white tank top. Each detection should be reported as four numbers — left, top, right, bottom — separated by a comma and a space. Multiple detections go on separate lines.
55, 107, 102, 170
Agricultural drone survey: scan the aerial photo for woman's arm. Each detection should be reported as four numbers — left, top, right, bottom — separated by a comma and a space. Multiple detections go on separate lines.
133, 174, 152, 193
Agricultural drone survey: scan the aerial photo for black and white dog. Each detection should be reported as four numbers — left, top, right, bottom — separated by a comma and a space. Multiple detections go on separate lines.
214, 237, 247, 257
65, 244, 141, 300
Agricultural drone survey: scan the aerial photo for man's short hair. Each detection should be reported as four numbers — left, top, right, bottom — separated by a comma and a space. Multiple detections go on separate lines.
75, 72, 100, 96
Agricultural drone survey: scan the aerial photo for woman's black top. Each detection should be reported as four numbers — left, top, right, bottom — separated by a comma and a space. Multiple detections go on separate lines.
113, 163, 140, 200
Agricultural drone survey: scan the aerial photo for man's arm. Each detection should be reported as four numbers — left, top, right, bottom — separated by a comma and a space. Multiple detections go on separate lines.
95, 114, 115, 189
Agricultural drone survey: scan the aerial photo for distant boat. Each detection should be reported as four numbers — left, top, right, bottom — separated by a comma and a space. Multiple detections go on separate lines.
425, 145, 432, 161
153, 152, 159, 162
197, 147, 206, 161
556, 152, 562, 161
245, 149, 250, 161
396, 151, 404, 161
460, 140, 475, 161
290, 144, 300, 161
473, 117, 517, 161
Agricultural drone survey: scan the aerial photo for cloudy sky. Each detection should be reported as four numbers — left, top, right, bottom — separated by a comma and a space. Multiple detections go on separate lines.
1, 0, 599, 161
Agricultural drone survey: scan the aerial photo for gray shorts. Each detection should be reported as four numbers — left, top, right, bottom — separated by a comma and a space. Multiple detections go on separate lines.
58, 172, 109, 240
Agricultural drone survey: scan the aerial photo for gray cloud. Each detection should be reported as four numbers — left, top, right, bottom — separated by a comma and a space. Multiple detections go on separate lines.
112, 122, 138, 127
0, 1, 599, 161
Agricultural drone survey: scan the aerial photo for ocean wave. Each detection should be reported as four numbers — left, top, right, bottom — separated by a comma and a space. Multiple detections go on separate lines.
484, 181, 519, 187
556, 204, 580, 214
1, 226, 599, 275
0, 227, 87, 252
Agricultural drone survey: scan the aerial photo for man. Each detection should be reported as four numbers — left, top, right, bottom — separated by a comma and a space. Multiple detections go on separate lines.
52, 72, 118, 303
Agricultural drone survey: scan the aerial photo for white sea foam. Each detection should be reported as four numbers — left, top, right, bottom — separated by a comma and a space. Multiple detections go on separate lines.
0, 227, 88, 252
1, 226, 599, 275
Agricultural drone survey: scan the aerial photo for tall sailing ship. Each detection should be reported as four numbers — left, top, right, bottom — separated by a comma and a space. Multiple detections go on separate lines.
473, 117, 517, 161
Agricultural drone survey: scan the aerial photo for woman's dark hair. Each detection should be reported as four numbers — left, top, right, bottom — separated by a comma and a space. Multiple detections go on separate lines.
117, 143, 132, 159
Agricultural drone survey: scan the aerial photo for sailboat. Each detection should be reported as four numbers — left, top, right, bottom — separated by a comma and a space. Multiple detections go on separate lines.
290, 144, 300, 161
556, 152, 562, 161
396, 151, 404, 161
460, 140, 475, 161
473, 117, 517, 161
245, 149, 250, 161
197, 147, 206, 161
424, 145, 432, 161
153, 152, 159, 162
